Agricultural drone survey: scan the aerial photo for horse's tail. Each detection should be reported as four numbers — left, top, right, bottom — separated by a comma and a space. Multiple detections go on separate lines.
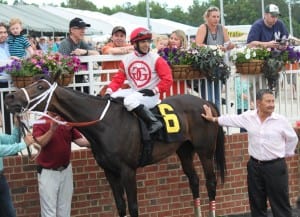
209, 102, 226, 183
215, 125, 226, 183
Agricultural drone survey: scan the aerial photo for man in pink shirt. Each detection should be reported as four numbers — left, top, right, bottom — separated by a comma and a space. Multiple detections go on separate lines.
202, 89, 298, 217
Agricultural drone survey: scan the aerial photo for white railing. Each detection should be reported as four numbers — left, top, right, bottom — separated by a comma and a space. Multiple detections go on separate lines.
0, 55, 299, 134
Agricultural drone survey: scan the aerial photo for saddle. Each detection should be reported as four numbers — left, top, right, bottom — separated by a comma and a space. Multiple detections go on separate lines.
138, 104, 184, 167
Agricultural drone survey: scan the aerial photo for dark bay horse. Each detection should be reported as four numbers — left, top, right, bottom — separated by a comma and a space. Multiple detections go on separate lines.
5, 79, 226, 217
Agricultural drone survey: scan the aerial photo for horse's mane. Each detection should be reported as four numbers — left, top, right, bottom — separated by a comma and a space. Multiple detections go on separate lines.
58, 86, 102, 100
57, 86, 124, 106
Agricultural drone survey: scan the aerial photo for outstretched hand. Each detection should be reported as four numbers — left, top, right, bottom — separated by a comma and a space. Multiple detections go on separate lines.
23, 133, 34, 146
201, 104, 214, 122
102, 94, 111, 100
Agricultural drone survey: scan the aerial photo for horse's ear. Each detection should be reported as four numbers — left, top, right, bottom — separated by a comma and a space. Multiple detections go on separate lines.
52, 69, 62, 83
33, 74, 51, 82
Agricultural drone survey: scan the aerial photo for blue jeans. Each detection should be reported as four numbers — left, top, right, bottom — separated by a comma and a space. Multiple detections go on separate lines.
0, 174, 16, 217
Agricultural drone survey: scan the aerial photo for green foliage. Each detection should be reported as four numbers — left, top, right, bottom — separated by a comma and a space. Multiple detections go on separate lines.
60, 0, 300, 38
230, 47, 271, 64
158, 46, 230, 82
190, 46, 231, 82
63, 0, 98, 11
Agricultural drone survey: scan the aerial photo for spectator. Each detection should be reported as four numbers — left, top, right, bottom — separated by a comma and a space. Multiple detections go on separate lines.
195, 6, 234, 110
0, 22, 13, 133
7, 18, 34, 58
235, 75, 254, 133
169, 29, 187, 49
247, 3, 289, 92
38, 37, 48, 54
104, 27, 173, 134
152, 34, 168, 53
247, 4, 289, 49
28, 36, 42, 55
101, 26, 133, 70
0, 116, 34, 217
202, 89, 298, 217
54, 37, 61, 49
58, 17, 98, 56
58, 17, 99, 93
48, 37, 58, 53
32, 112, 90, 217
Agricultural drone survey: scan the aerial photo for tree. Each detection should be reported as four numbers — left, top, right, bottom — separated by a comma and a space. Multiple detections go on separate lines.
63, 0, 98, 11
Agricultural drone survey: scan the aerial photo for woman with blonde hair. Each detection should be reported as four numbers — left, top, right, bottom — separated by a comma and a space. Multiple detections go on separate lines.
195, 6, 234, 50
169, 29, 187, 48
195, 6, 234, 109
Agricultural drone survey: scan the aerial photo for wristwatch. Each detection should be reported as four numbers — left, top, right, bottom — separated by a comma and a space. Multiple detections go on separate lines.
83, 50, 89, 56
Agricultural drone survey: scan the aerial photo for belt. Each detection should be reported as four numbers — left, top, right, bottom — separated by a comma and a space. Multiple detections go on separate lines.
250, 156, 284, 164
37, 164, 69, 173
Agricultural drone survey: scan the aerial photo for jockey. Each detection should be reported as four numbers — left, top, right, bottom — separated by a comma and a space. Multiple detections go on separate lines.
105, 27, 173, 134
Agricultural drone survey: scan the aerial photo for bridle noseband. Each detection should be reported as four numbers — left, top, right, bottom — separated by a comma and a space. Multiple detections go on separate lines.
21, 79, 57, 113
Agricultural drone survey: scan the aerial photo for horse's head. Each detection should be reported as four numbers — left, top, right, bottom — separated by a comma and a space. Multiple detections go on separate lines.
5, 78, 55, 114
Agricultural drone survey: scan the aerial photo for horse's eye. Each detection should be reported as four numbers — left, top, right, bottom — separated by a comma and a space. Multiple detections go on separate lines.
37, 85, 44, 90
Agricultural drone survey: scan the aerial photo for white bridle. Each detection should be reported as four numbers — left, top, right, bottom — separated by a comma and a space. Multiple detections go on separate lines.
20, 79, 58, 113
19, 79, 111, 123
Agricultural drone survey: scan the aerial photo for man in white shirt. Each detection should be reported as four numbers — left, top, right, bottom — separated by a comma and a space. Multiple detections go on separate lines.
201, 89, 298, 217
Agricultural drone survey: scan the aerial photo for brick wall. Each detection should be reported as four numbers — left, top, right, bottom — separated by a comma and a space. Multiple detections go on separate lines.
4, 133, 299, 217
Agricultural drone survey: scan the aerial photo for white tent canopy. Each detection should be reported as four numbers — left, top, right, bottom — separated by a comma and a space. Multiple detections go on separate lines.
40, 6, 199, 37
40, 6, 141, 36
111, 12, 198, 36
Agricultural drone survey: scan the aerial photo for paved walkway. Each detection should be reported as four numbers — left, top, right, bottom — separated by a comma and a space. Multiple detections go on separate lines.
225, 207, 300, 217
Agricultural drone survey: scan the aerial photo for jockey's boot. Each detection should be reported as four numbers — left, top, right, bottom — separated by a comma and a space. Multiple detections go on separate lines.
134, 105, 163, 134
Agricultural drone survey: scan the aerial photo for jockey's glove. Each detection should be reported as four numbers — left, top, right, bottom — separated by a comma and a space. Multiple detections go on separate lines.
139, 89, 155, 96
103, 94, 111, 100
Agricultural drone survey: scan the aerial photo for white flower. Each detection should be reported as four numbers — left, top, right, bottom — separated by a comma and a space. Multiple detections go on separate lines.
208, 45, 218, 50
245, 53, 251, 59
217, 49, 224, 56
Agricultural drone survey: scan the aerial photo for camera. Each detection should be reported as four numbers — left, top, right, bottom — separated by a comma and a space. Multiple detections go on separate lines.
276, 38, 287, 45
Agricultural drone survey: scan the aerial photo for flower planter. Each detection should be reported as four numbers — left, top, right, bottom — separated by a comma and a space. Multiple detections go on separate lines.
285, 63, 299, 70
57, 73, 74, 86
12, 76, 34, 88
171, 65, 205, 80
235, 60, 264, 75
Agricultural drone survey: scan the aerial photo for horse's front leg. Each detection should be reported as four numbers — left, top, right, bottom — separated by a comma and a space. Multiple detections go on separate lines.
104, 169, 127, 217
121, 166, 138, 217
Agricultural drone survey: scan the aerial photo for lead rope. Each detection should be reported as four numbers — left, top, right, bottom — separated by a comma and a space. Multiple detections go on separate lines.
17, 115, 41, 161
18, 99, 111, 161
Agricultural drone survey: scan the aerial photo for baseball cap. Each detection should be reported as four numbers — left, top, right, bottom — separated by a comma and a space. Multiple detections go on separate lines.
69, 17, 91, 28
265, 4, 281, 16
112, 26, 126, 35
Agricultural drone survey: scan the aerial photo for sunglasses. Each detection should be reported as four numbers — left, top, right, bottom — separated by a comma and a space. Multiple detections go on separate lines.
137, 30, 152, 37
